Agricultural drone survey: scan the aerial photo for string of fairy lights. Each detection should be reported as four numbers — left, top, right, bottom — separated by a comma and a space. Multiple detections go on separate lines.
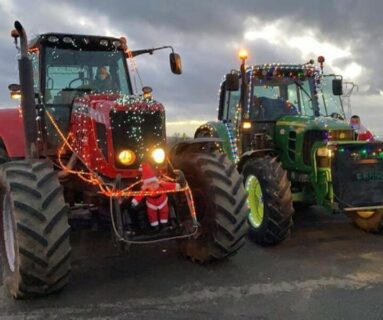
215, 60, 383, 166
224, 122, 239, 163
27, 40, 199, 221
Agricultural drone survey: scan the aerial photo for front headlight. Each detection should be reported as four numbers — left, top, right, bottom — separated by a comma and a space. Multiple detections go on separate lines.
118, 149, 136, 165
317, 147, 333, 158
152, 148, 166, 164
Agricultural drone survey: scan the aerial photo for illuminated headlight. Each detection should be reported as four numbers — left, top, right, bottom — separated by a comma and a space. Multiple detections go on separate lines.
118, 149, 136, 165
243, 121, 252, 129
152, 148, 166, 164
317, 147, 333, 157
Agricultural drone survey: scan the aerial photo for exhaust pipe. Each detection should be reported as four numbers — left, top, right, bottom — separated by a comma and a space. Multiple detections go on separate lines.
14, 21, 38, 159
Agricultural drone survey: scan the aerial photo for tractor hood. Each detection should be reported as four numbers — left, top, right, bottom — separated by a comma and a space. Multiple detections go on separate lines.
70, 93, 166, 179
277, 115, 352, 133
275, 115, 355, 173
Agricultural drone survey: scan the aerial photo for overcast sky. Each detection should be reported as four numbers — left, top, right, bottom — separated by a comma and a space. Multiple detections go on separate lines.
0, 0, 382, 135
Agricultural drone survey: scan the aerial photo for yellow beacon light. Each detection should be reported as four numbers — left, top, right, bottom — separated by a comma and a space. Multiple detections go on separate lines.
118, 149, 136, 165
239, 49, 248, 61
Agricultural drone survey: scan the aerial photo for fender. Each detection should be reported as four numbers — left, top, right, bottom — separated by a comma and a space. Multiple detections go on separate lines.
195, 121, 237, 161
0, 107, 25, 157
170, 137, 224, 158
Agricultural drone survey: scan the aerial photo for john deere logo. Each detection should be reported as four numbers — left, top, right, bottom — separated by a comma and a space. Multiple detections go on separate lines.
356, 171, 383, 181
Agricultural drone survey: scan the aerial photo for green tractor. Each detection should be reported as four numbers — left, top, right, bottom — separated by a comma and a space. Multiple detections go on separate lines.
196, 51, 383, 246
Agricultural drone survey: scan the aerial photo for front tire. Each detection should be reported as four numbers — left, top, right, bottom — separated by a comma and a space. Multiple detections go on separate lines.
171, 151, 248, 263
0, 160, 71, 298
242, 156, 294, 246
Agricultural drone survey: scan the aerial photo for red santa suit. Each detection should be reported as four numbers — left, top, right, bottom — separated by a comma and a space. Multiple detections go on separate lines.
357, 126, 374, 141
131, 163, 180, 227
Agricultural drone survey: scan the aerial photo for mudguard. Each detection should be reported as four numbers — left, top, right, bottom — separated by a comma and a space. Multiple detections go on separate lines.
194, 121, 238, 161
170, 137, 223, 158
0, 107, 26, 157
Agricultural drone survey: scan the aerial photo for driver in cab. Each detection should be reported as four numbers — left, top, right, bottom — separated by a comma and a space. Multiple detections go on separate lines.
93, 66, 113, 92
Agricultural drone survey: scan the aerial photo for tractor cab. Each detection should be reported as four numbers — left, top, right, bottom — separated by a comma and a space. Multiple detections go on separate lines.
27, 33, 133, 150
216, 55, 353, 160
29, 33, 133, 103
220, 62, 346, 124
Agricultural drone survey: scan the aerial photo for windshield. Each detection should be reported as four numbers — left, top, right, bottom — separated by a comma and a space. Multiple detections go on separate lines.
44, 47, 131, 104
250, 78, 315, 121
317, 75, 345, 117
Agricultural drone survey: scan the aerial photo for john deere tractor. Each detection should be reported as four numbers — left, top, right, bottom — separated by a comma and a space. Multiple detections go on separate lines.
196, 50, 383, 246
0, 21, 248, 298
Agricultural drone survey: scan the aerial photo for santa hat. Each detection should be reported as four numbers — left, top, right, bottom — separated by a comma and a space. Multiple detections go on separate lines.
140, 163, 159, 185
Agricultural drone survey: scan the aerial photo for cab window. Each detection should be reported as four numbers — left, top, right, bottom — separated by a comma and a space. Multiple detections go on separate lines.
222, 81, 241, 121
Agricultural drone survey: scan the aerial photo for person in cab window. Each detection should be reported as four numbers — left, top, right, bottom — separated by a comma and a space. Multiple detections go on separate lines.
349, 115, 374, 141
94, 66, 113, 92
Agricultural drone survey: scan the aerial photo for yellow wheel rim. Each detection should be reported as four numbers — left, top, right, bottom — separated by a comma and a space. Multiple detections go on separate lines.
356, 210, 376, 219
246, 175, 264, 228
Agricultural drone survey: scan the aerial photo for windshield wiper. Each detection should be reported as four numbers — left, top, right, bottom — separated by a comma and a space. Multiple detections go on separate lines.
294, 80, 312, 101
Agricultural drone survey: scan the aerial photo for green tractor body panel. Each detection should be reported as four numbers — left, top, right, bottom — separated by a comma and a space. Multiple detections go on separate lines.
275, 115, 352, 173
196, 121, 239, 162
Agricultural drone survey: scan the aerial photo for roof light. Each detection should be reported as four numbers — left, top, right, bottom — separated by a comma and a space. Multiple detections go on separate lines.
112, 40, 121, 48
119, 37, 128, 50
47, 36, 59, 43
63, 36, 74, 44
317, 56, 325, 63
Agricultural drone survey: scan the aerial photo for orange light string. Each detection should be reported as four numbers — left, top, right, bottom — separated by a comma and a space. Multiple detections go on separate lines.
45, 109, 197, 220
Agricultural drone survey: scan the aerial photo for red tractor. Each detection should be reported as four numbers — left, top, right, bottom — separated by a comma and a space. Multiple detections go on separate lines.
0, 21, 248, 298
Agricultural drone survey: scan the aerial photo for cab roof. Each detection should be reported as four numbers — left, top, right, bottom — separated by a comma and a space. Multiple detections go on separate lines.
246, 63, 317, 78
29, 33, 124, 51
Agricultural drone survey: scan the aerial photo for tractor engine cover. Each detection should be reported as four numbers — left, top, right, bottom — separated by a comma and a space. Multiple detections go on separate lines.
69, 94, 166, 179
332, 142, 383, 208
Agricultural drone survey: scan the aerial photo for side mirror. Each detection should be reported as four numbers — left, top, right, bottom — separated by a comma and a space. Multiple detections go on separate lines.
8, 83, 21, 99
332, 79, 343, 96
225, 73, 239, 91
170, 53, 182, 75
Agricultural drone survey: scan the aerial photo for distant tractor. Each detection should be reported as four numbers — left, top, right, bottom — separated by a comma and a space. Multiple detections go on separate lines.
0, 21, 248, 298
196, 50, 383, 246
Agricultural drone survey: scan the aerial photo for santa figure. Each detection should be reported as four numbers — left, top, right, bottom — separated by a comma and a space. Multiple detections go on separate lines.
131, 163, 181, 227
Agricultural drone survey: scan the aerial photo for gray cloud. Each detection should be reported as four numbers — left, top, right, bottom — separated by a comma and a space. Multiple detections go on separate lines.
1, 0, 383, 134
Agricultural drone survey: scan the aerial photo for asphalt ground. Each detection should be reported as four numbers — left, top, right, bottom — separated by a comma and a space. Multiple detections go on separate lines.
0, 206, 383, 319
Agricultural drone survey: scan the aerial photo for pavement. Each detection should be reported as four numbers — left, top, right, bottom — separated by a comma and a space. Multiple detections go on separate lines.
1, 206, 383, 319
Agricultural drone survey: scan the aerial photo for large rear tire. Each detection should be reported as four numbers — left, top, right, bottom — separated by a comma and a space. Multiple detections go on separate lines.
242, 156, 294, 246
347, 210, 383, 233
0, 160, 71, 298
0, 146, 9, 165
171, 151, 248, 263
